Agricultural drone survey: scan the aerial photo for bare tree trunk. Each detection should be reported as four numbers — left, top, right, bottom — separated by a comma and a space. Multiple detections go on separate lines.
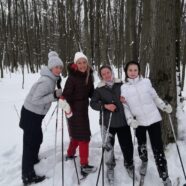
83, 0, 90, 55
21, 0, 34, 72
180, 4, 186, 92
175, 0, 181, 95
106, 0, 112, 66
95, 0, 101, 68
0, 0, 6, 78
118, 0, 125, 78
150, 0, 177, 145
101, 0, 108, 65
139, 0, 154, 76
125, 0, 137, 63
89, 0, 95, 66
111, 0, 119, 68
181, 27, 186, 92
136, 0, 143, 62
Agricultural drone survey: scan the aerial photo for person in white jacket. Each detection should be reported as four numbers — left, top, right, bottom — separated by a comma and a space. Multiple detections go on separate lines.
121, 61, 172, 186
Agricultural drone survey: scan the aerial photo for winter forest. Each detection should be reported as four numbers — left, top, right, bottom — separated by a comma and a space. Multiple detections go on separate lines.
0, 0, 186, 186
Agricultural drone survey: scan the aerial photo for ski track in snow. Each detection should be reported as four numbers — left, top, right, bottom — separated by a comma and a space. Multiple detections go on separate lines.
0, 71, 186, 186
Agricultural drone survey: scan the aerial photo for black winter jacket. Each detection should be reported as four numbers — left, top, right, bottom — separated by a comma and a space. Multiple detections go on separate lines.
90, 79, 128, 128
62, 63, 94, 140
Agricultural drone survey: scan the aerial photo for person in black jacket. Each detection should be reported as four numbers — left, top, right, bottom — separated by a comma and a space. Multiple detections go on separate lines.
59, 52, 96, 177
90, 65, 134, 184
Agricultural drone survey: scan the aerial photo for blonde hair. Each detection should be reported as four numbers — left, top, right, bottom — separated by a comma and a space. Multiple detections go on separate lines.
85, 65, 91, 85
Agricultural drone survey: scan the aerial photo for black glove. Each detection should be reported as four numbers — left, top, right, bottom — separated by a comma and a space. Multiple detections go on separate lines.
57, 76, 62, 89
54, 89, 62, 99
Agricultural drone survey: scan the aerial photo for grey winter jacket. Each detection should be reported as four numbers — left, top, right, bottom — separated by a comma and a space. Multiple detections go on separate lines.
90, 78, 128, 128
24, 66, 59, 115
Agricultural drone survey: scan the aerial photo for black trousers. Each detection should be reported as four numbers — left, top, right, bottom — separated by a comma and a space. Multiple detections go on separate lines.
109, 126, 134, 167
20, 107, 45, 177
136, 122, 169, 180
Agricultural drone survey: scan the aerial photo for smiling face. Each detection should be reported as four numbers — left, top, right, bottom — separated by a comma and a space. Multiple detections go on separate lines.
51, 66, 63, 76
76, 58, 88, 73
100, 67, 113, 81
127, 64, 139, 79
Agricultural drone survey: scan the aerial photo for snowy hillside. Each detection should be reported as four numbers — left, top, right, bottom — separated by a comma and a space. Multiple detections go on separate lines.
0, 70, 186, 186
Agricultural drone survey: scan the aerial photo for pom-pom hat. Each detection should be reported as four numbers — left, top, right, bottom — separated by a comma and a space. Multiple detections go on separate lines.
48, 51, 63, 69
74, 52, 88, 64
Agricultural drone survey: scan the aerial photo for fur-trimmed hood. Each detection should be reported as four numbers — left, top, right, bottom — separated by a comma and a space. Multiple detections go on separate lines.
67, 62, 93, 77
97, 78, 122, 88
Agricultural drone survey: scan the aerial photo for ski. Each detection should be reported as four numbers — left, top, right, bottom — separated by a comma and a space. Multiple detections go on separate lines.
65, 155, 77, 161
78, 168, 98, 183
108, 180, 114, 186
139, 174, 145, 186
138, 161, 147, 186
80, 176, 87, 181
74, 176, 88, 186
22, 176, 48, 186
107, 168, 114, 186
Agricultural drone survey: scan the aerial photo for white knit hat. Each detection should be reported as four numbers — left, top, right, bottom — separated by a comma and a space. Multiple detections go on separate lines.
48, 51, 63, 69
74, 52, 88, 64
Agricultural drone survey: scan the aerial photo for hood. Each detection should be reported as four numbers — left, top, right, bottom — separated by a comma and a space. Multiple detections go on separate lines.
97, 78, 122, 88
67, 62, 93, 77
40, 66, 59, 82
126, 76, 143, 85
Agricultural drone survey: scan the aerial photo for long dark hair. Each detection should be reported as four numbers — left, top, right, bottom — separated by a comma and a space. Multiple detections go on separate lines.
124, 61, 140, 82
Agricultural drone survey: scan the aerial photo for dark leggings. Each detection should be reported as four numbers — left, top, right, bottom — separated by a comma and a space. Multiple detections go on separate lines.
136, 122, 169, 180
109, 126, 134, 167
20, 107, 44, 177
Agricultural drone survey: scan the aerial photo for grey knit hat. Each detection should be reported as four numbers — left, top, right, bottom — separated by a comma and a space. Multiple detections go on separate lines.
48, 51, 63, 69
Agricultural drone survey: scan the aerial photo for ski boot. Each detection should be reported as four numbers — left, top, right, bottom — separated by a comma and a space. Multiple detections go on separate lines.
126, 165, 135, 179
22, 171, 45, 186
107, 167, 114, 186
140, 161, 148, 176
80, 164, 97, 177
65, 154, 77, 161
163, 177, 172, 186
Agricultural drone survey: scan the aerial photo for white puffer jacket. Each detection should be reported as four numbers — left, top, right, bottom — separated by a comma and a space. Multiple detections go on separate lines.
121, 76, 166, 126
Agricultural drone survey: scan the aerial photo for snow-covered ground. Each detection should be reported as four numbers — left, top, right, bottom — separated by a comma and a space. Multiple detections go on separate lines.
0, 69, 186, 186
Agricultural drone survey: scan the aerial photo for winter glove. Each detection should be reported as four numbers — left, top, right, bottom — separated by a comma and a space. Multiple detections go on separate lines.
57, 76, 62, 89
58, 97, 73, 118
54, 89, 62, 99
162, 104, 172, 114
154, 97, 172, 113
127, 118, 139, 128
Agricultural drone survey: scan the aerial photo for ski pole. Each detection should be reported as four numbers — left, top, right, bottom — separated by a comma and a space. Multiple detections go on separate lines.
96, 112, 113, 186
14, 104, 20, 119
73, 157, 80, 185
101, 106, 104, 186
133, 129, 136, 186
43, 105, 57, 133
64, 113, 80, 185
168, 114, 186, 183
53, 76, 62, 185
62, 109, 64, 186
53, 102, 59, 186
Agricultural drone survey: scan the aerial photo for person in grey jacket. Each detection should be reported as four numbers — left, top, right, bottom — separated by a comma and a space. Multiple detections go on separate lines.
19, 51, 64, 185
90, 65, 134, 184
